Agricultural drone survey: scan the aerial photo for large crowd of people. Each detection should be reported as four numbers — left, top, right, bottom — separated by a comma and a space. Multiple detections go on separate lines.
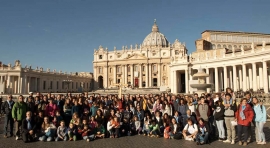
0, 88, 267, 146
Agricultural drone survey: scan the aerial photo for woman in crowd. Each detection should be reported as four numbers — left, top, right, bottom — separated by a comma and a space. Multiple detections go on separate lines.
235, 98, 254, 146
252, 97, 267, 145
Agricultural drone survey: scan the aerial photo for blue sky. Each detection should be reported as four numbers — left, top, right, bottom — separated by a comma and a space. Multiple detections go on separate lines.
1, 0, 270, 73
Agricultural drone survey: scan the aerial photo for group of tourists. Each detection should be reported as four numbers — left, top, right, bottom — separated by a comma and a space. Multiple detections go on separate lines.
0, 88, 267, 146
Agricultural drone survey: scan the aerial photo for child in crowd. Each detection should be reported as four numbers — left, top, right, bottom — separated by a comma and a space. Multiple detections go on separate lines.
68, 123, 78, 141
55, 121, 68, 141
196, 118, 209, 145
112, 116, 120, 138
95, 122, 105, 139
120, 118, 131, 136
149, 120, 160, 138
79, 125, 94, 142
164, 123, 171, 139
143, 114, 152, 136
131, 116, 142, 135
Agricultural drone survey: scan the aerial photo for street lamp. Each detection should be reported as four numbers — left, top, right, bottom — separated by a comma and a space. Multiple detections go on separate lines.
63, 76, 72, 93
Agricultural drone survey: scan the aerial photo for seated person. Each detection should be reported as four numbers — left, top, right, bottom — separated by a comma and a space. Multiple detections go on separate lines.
78, 125, 94, 142
22, 111, 36, 143
169, 117, 182, 139
55, 120, 68, 141
95, 122, 105, 139
67, 123, 78, 141
39, 116, 57, 142
196, 118, 209, 145
183, 109, 197, 126
149, 120, 160, 138
120, 118, 131, 136
131, 116, 142, 135
182, 118, 198, 141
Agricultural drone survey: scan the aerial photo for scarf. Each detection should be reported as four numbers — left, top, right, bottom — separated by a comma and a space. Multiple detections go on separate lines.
240, 105, 246, 120
7, 100, 14, 109
27, 118, 32, 130
224, 98, 232, 105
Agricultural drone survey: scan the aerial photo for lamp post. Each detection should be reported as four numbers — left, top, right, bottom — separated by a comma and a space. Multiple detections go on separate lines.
63, 76, 72, 93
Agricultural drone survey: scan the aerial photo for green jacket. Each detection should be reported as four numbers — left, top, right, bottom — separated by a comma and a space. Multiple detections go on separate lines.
12, 101, 27, 121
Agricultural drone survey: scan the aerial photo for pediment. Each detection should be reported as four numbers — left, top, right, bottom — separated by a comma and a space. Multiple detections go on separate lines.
125, 53, 147, 60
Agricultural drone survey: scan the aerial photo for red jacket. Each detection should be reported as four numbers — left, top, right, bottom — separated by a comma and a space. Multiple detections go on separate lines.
235, 104, 254, 126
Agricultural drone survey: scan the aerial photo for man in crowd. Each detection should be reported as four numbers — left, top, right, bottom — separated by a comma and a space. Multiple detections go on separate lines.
1, 95, 15, 138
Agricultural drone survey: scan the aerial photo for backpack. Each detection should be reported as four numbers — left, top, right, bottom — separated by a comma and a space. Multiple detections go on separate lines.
174, 132, 183, 139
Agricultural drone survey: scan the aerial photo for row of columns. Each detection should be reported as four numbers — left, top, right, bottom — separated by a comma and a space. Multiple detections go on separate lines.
111, 63, 162, 88
206, 61, 269, 93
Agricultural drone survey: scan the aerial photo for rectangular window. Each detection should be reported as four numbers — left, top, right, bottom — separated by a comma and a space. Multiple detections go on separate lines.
142, 66, 145, 72
43, 81, 46, 90
127, 66, 130, 72
99, 55, 103, 59
50, 81, 53, 89
76, 82, 78, 89
153, 65, 157, 72
72, 82, 74, 89
99, 67, 102, 74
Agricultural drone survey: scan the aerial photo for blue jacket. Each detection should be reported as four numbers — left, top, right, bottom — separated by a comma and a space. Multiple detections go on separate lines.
253, 104, 266, 122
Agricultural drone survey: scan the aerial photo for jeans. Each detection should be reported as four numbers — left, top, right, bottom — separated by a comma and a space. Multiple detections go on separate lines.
83, 135, 95, 141
15, 120, 22, 137
196, 132, 209, 143
55, 136, 68, 141
39, 135, 53, 141
216, 120, 225, 138
208, 116, 216, 136
237, 125, 248, 142
224, 117, 235, 141
4, 114, 14, 135
256, 122, 265, 142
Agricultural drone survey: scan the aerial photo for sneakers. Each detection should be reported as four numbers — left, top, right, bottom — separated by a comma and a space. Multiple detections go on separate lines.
223, 139, 231, 143
15, 136, 19, 140
243, 142, 247, 146
231, 140, 235, 144
185, 137, 193, 141
86, 139, 90, 142
239, 141, 242, 145
258, 142, 266, 145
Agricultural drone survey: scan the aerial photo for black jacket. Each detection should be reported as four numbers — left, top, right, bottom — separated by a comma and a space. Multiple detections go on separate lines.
22, 118, 36, 133
214, 104, 225, 121
1, 100, 15, 115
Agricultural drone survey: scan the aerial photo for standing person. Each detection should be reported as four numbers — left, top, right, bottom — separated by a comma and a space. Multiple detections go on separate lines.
12, 95, 28, 140
245, 92, 257, 143
252, 97, 267, 145
223, 93, 237, 144
214, 99, 225, 141
196, 96, 211, 125
235, 98, 254, 146
22, 111, 36, 143
1, 95, 15, 138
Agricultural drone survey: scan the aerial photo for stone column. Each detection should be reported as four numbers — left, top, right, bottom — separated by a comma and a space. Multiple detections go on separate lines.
242, 64, 247, 91
17, 76, 21, 94
27, 76, 30, 93
223, 66, 227, 89
252, 63, 257, 90
259, 64, 263, 89
206, 68, 210, 93
0, 76, 2, 83
113, 66, 117, 84
215, 67, 219, 92
233, 65, 237, 91
238, 67, 242, 91
145, 64, 149, 88
124, 65, 128, 85
149, 64, 152, 87
130, 64, 134, 86
229, 67, 233, 88
139, 64, 142, 88
172, 70, 176, 93
14, 80, 17, 94
263, 61, 269, 93
158, 63, 161, 86
248, 65, 252, 90
185, 69, 189, 94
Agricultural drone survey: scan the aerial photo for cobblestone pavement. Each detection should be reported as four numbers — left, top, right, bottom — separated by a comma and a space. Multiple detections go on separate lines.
0, 117, 269, 148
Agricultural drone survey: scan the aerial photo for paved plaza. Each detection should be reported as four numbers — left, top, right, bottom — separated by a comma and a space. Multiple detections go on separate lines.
0, 117, 269, 148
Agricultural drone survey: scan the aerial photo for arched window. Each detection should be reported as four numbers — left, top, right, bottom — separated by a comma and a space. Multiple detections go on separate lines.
228, 45, 232, 49
223, 45, 227, 48
233, 45, 237, 49
217, 44, 221, 48
212, 44, 216, 49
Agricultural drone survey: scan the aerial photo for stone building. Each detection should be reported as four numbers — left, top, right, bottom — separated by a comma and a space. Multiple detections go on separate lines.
93, 21, 270, 94
0, 60, 93, 94
171, 30, 270, 94
93, 20, 187, 89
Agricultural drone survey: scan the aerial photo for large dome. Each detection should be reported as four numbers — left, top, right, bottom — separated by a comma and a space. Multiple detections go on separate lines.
142, 20, 169, 47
